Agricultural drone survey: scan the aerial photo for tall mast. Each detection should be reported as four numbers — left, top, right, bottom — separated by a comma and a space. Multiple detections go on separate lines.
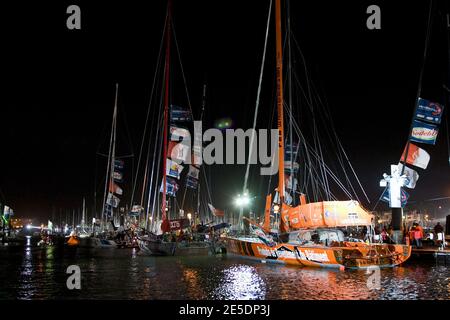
101, 84, 118, 230
82, 197, 85, 229
275, 0, 285, 200
161, 0, 172, 222
110, 84, 118, 226
287, 0, 294, 205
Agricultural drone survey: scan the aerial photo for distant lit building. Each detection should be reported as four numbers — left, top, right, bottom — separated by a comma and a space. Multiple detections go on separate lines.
10, 218, 33, 229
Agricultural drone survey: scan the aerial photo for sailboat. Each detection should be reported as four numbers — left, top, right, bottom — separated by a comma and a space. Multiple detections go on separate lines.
136, 0, 219, 256
225, 0, 411, 269
66, 85, 129, 249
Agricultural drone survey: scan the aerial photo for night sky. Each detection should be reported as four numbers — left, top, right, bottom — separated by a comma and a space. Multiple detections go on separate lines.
1, 0, 449, 221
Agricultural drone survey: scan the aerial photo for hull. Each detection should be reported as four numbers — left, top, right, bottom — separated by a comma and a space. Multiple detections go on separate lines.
66, 236, 117, 248
137, 237, 214, 256
138, 238, 177, 256
226, 237, 411, 269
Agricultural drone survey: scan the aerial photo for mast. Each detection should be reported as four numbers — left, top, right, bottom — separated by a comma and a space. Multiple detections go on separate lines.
161, 0, 172, 223
101, 84, 118, 231
81, 197, 85, 231
287, 0, 294, 205
275, 0, 285, 200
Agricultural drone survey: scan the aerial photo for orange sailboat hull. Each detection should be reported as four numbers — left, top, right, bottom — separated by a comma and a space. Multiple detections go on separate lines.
226, 237, 411, 269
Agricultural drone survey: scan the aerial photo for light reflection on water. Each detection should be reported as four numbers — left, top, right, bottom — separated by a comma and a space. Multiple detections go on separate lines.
1, 246, 449, 300
213, 265, 266, 300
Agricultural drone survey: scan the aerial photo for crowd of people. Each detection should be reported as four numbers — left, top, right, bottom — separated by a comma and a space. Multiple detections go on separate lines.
371, 221, 446, 248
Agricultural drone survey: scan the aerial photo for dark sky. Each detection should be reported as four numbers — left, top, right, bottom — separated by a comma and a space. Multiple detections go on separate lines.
1, 0, 449, 221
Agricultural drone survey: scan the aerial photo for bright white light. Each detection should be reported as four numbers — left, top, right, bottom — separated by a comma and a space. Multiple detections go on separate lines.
26, 224, 32, 230
234, 194, 250, 207
187, 213, 192, 220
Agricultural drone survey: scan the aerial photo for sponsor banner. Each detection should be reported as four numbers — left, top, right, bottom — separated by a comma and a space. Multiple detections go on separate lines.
401, 189, 409, 207
114, 159, 124, 170
381, 188, 409, 208
187, 165, 200, 180
168, 141, 190, 163
160, 177, 179, 197
284, 161, 299, 172
285, 142, 299, 155
109, 182, 123, 195
107, 193, 120, 208
397, 163, 419, 189
192, 123, 202, 165
415, 98, 444, 124
170, 126, 190, 141
208, 203, 224, 217
410, 120, 438, 145
186, 176, 198, 189
113, 171, 123, 182
285, 175, 298, 190
166, 159, 184, 179
104, 204, 112, 217
170, 105, 192, 122
192, 146, 202, 166
168, 219, 190, 231
400, 143, 430, 169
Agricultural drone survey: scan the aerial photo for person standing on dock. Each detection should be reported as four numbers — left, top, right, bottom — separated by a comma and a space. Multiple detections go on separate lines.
413, 223, 424, 248
434, 222, 444, 246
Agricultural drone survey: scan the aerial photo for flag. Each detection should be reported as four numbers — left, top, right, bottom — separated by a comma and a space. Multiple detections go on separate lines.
104, 204, 112, 217
187, 165, 200, 180
166, 158, 184, 179
167, 219, 190, 231
168, 141, 190, 163
131, 205, 144, 213
114, 159, 124, 170
186, 176, 198, 189
410, 120, 439, 145
192, 146, 202, 166
160, 177, 179, 197
397, 163, 419, 189
107, 192, 120, 208
109, 182, 123, 195
381, 187, 409, 207
285, 142, 298, 154
130, 205, 144, 216
113, 171, 123, 182
170, 126, 191, 141
170, 105, 192, 122
285, 175, 298, 190
400, 143, 430, 169
401, 189, 409, 207
284, 161, 299, 172
284, 192, 293, 205
208, 203, 224, 217
192, 124, 202, 165
415, 98, 444, 124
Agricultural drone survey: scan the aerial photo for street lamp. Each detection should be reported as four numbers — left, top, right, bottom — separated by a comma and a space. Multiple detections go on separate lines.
234, 193, 251, 207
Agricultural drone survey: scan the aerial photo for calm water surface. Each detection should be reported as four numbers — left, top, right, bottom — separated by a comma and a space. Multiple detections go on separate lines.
1, 245, 449, 300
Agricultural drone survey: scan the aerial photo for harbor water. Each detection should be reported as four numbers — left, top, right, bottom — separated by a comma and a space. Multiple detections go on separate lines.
0, 245, 449, 300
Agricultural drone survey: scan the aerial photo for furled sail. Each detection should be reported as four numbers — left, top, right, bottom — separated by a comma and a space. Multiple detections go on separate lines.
283, 200, 373, 229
